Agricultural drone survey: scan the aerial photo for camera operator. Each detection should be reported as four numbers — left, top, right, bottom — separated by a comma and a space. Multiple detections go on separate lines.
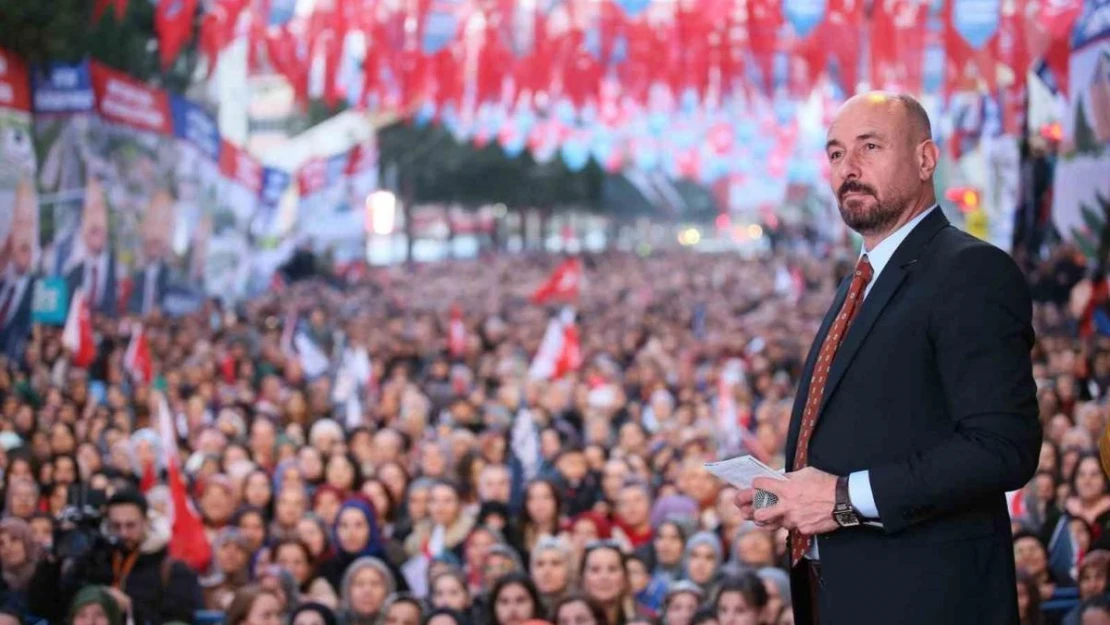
28, 488, 202, 625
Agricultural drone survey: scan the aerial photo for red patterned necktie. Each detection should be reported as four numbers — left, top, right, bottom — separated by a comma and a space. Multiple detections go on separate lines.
789, 254, 874, 566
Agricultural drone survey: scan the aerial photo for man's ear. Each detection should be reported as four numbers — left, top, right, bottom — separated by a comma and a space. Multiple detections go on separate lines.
918, 140, 939, 181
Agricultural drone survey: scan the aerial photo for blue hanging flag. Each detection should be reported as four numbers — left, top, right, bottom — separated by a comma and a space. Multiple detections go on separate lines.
953, 0, 1001, 49
783, 0, 827, 39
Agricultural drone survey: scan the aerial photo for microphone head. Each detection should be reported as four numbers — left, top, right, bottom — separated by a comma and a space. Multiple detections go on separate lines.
753, 489, 779, 510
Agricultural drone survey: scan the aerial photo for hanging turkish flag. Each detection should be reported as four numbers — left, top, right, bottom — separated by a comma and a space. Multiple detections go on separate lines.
267, 24, 311, 103
871, 0, 929, 92
943, 0, 1003, 94
199, 0, 248, 75
156, 0, 201, 69
748, 0, 783, 94
1024, 0, 1082, 94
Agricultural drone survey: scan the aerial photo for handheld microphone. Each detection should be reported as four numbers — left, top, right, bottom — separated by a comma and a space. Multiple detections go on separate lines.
753, 489, 779, 509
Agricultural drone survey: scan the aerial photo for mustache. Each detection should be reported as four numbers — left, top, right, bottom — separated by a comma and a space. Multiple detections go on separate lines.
839, 181, 877, 199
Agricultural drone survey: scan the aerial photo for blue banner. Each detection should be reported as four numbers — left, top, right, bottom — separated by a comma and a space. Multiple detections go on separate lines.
260, 168, 290, 208
31, 277, 68, 326
31, 60, 94, 114
783, 0, 827, 39
170, 96, 221, 161
953, 0, 1001, 49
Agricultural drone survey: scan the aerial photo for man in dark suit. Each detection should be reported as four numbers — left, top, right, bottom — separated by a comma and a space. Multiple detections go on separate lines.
129, 189, 174, 316
735, 92, 1040, 624
64, 177, 118, 315
0, 178, 39, 362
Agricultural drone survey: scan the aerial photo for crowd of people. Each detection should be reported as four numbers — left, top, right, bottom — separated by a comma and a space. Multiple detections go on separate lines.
0, 241, 1104, 625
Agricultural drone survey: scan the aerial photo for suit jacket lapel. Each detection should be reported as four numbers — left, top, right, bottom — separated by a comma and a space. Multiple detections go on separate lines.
817, 209, 952, 417
785, 276, 852, 469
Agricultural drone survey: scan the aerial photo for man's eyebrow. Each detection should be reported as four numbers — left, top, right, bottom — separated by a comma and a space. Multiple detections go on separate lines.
825, 132, 885, 150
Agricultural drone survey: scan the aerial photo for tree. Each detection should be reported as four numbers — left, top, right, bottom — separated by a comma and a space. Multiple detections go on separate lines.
378, 120, 603, 209
0, 0, 201, 94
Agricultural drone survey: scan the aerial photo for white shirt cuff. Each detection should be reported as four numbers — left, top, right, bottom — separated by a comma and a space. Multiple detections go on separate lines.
849, 470, 880, 519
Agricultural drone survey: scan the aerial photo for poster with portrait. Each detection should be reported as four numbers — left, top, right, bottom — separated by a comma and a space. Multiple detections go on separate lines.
0, 48, 38, 279
1052, 0, 1110, 254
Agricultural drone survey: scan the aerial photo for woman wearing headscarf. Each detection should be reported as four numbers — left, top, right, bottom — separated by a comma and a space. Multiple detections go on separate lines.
256, 565, 301, 621
317, 500, 386, 592
200, 528, 254, 611
68, 586, 124, 625
529, 536, 575, 612
682, 532, 724, 599
339, 557, 395, 625
646, 521, 687, 588
755, 567, 791, 625
0, 518, 43, 623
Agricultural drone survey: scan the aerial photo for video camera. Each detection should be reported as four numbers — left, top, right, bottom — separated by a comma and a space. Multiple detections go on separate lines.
54, 485, 114, 561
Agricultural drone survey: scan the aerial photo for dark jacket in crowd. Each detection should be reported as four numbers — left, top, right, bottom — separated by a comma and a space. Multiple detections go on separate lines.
29, 543, 202, 625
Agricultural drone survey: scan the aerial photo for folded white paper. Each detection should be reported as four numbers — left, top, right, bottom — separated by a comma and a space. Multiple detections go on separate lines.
704, 455, 786, 489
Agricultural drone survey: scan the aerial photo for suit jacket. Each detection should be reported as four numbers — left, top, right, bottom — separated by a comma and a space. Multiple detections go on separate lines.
65, 253, 118, 316
128, 262, 170, 315
0, 274, 36, 362
784, 209, 1040, 625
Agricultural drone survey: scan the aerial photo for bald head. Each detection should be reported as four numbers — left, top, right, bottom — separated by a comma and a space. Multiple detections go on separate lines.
837, 92, 932, 143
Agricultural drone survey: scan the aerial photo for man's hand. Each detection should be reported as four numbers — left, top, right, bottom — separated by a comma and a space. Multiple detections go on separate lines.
733, 487, 784, 531
751, 467, 840, 536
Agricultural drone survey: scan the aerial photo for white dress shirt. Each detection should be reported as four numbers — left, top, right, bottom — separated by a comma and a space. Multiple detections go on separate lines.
83, 251, 110, 307
809, 205, 938, 559
143, 265, 160, 315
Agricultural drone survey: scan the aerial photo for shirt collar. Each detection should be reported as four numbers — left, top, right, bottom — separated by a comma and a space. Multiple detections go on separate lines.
861, 205, 938, 278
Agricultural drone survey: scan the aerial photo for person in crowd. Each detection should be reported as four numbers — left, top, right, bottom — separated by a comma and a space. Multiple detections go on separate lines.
714, 574, 769, 625
531, 536, 575, 611
551, 594, 608, 625
661, 580, 703, 625
28, 489, 202, 625
0, 518, 43, 623
318, 501, 384, 591
580, 543, 638, 625
273, 538, 340, 608
1078, 596, 1110, 625
338, 557, 394, 625
290, 602, 340, 625
69, 586, 124, 625
226, 586, 283, 625
381, 594, 424, 625
488, 573, 543, 625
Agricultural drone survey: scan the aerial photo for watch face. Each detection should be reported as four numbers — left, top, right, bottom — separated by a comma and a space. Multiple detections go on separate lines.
835, 510, 860, 527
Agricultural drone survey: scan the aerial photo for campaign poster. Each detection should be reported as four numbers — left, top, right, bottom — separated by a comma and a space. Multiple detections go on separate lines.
0, 48, 38, 279
1052, 0, 1110, 254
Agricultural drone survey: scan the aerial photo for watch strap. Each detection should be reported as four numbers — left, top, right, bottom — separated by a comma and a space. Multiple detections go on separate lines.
836, 475, 851, 508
